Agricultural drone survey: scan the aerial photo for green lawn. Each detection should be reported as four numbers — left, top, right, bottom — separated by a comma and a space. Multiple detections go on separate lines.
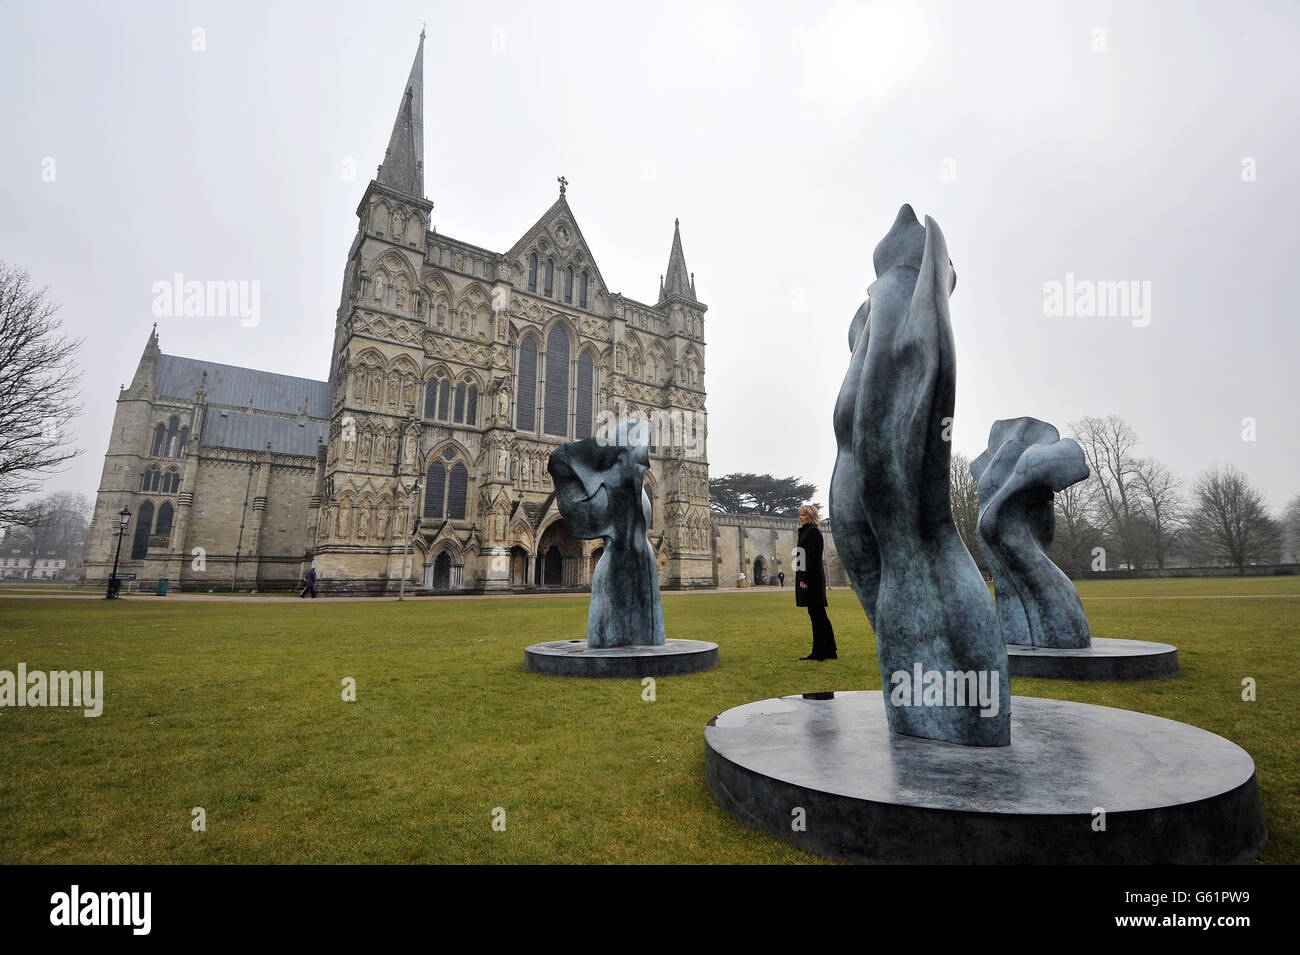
0, 578, 1296, 863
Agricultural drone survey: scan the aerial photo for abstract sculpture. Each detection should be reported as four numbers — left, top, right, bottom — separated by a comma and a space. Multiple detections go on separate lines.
547, 419, 665, 648
971, 418, 1091, 649
829, 204, 1009, 746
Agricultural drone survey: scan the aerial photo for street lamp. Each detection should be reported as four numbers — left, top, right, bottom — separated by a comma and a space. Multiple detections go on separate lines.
106, 505, 131, 600
398, 479, 421, 601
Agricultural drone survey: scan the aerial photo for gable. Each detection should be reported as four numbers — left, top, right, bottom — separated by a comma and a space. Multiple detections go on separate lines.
505, 196, 610, 305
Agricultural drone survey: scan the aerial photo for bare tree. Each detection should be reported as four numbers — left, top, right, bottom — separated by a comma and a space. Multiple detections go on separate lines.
0, 262, 83, 524
17, 491, 90, 560
1069, 415, 1147, 569
1049, 479, 1105, 573
949, 452, 985, 570
1131, 457, 1184, 569
1185, 465, 1282, 573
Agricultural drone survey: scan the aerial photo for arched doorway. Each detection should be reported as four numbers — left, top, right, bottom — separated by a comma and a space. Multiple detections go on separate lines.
753, 556, 768, 586
535, 519, 581, 588
542, 545, 563, 587
433, 550, 452, 589
510, 546, 529, 587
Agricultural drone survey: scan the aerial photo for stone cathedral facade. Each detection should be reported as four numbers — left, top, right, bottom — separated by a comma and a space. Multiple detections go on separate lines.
83, 33, 717, 594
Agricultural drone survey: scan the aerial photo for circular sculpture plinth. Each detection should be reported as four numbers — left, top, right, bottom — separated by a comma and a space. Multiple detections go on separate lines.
705, 690, 1264, 864
525, 638, 718, 678
1007, 637, 1179, 680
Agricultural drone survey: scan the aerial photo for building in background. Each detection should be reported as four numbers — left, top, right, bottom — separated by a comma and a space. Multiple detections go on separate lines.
82, 33, 714, 594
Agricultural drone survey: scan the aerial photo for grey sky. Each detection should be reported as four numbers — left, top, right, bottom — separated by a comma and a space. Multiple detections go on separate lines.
2, 0, 1296, 513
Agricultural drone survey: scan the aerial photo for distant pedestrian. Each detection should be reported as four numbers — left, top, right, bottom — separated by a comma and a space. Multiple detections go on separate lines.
299, 566, 317, 598
795, 504, 836, 660
778, 571, 785, 588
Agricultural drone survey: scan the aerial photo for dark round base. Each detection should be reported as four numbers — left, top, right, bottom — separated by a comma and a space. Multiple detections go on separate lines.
1007, 637, 1179, 680
524, 638, 718, 678
705, 690, 1265, 864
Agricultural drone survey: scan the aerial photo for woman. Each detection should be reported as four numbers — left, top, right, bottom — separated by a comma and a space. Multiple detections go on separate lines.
795, 504, 837, 660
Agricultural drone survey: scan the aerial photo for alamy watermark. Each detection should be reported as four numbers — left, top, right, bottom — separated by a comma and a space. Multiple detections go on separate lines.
151, 273, 261, 327
0, 664, 103, 717
1043, 273, 1151, 327
889, 663, 1000, 718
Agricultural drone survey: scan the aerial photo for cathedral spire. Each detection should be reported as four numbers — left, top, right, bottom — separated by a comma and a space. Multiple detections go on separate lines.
376, 32, 425, 198
658, 218, 696, 303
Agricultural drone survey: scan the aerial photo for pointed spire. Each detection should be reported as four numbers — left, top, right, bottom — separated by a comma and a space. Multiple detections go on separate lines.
377, 32, 425, 198
659, 218, 696, 303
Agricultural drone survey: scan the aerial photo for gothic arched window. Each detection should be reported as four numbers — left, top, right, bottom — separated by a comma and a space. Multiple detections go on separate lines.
151, 424, 165, 457
424, 378, 439, 419
155, 501, 174, 537
165, 416, 180, 457
140, 466, 160, 492
447, 462, 468, 520
437, 378, 451, 422
515, 336, 538, 432
453, 383, 466, 423
576, 351, 595, 440
176, 426, 188, 456
528, 252, 538, 292
544, 259, 554, 297
131, 501, 155, 559
466, 384, 479, 427
425, 451, 468, 521
424, 461, 446, 519
563, 266, 574, 304
544, 326, 570, 437
579, 271, 589, 309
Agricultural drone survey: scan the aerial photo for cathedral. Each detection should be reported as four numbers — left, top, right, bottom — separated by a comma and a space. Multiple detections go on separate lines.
82, 32, 720, 595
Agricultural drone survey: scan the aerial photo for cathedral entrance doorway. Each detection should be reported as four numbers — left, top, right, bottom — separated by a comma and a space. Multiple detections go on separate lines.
510, 546, 529, 587
433, 550, 452, 590
753, 556, 768, 586
535, 520, 580, 588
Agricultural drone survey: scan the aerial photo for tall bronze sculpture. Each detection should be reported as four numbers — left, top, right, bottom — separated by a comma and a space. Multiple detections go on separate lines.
829, 204, 1009, 746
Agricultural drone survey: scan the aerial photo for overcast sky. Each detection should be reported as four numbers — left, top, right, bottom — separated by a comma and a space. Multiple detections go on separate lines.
2, 0, 1296, 514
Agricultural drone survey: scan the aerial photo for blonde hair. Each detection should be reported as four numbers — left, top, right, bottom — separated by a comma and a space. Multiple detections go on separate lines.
798, 504, 820, 524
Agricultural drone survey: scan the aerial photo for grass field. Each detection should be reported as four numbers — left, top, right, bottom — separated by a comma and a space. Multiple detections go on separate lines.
1, 578, 1296, 864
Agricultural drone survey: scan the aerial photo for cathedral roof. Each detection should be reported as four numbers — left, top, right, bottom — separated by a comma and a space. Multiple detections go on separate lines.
201, 409, 329, 457
376, 31, 425, 199
155, 354, 333, 418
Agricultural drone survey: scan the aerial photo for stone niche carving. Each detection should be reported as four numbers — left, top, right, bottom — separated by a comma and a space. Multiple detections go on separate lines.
829, 204, 1009, 747
548, 419, 664, 648
971, 417, 1091, 649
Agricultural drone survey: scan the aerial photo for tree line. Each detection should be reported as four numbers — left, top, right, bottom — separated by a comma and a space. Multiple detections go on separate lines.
951, 414, 1296, 575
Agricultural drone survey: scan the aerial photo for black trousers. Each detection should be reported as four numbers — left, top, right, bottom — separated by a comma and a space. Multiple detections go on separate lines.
807, 604, 837, 658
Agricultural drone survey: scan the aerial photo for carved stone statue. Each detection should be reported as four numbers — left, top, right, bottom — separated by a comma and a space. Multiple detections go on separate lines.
829, 204, 1009, 747
548, 419, 665, 648
377, 503, 390, 540
373, 273, 386, 302
495, 382, 510, 421
971, 417, 1091, 649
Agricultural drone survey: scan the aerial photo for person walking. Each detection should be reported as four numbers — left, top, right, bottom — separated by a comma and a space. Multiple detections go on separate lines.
795, 504, 836, 660
778, 570, 785, 587
299, 566, 318, 598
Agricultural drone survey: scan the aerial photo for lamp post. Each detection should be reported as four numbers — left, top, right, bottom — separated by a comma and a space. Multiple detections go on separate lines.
106, 505, 131, 599
398, 478, 421, 601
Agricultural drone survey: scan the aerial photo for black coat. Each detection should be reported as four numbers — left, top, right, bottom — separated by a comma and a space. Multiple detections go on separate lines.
794, 522, 827, 608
